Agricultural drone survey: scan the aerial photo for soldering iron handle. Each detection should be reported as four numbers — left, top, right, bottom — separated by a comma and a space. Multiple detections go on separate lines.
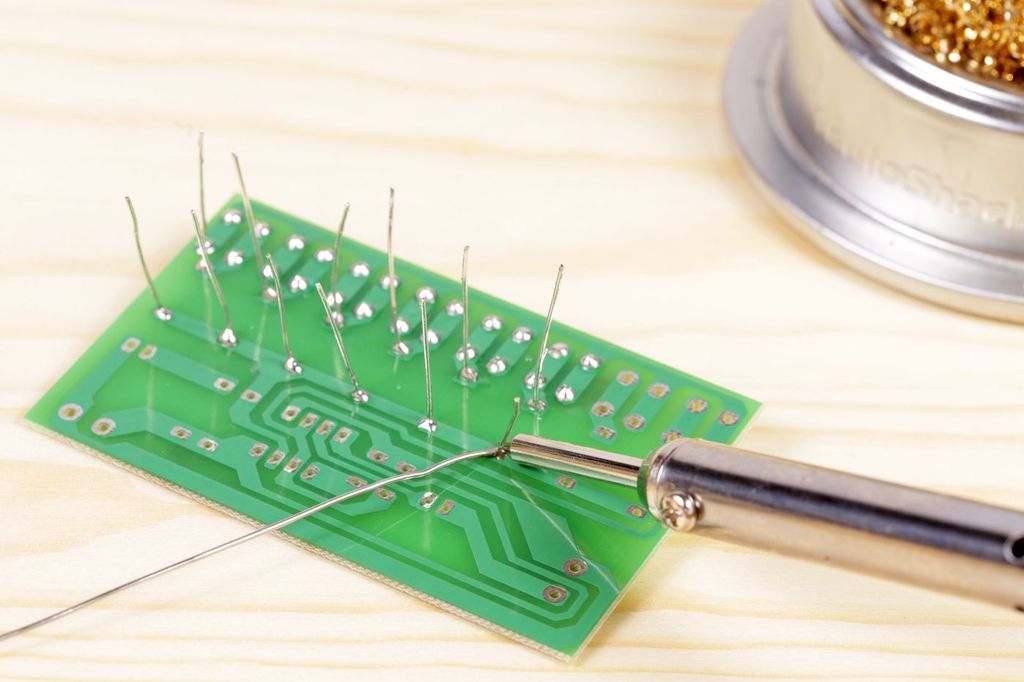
641, 439, 1024, 611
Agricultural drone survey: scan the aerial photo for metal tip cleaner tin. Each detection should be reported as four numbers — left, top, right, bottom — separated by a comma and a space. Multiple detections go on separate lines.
725, 0, 1024, 322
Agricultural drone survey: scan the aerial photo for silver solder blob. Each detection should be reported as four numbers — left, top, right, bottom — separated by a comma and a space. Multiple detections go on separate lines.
355, 301, 375, 320
548, 342, 569, 359
487, 356, 507, 375
555, 384, 576, 403
512, 326, 532, 344
524, 371, 547, 389
218, 328, 238, 348
324, 309, 344, 328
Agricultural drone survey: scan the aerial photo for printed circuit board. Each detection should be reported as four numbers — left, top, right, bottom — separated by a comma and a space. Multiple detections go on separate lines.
27, 197, 759, 658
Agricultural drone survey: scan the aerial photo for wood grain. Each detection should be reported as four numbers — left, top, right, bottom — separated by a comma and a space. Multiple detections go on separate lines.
0, 1, 1022, 679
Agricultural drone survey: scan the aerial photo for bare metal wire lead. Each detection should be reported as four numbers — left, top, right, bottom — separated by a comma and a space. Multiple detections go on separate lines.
198, 130, 207, 233
530, 264, 564, 412
125, 195, 171, 322
0, 447, 498, 643
315, 281, 368, 403
191, 210, 237, 348
386, 187, 402, 349
458, 245, 476, 383
231, 152, 265, 286
499, 396, 521, 449
265, 254, 301, 375
417, 297, 437, 432
326, 203, 350, 326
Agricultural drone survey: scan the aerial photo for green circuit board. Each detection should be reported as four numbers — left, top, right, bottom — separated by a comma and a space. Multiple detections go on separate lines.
27, 197, 759, 659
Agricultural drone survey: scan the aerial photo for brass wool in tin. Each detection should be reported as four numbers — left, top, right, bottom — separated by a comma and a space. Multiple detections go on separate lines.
873, 0, 1024, 83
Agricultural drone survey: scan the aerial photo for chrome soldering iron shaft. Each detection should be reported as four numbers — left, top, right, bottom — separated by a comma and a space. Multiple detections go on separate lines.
508, 434, 1024, 611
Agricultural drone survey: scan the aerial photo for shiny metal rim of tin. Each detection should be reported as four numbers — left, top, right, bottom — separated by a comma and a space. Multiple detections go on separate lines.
724, 0, 1024, 323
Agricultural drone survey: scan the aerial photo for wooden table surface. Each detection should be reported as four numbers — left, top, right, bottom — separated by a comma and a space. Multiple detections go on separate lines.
1, 1, 1022, 679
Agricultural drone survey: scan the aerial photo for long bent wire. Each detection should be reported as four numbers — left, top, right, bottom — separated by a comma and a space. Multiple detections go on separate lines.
0, 447, 499, 643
